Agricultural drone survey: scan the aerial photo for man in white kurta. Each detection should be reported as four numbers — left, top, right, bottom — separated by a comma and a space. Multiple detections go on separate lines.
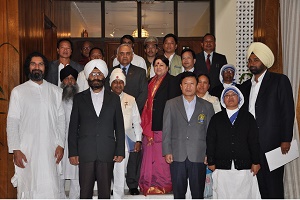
7, 52, 65, 199
109, 68, 142, 199
59, 65, 80, 199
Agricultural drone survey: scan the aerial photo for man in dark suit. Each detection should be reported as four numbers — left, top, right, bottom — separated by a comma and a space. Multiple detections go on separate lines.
175, 48, 201, 96
240, 42, 294, 199
163, 72, 214, 198
106, 43, 148, 114
46, 38, 84, 86
194, 33, 227, 90
68, 59, 125, 199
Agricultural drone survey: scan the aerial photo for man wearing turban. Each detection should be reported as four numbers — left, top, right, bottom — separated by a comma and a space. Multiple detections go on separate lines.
109, 68, 143, 198
240, 42, 295, 198
68, 59, 125, 198
59, 65, 80, 198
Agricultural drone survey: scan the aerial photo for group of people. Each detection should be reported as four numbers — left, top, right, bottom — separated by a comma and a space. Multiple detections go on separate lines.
6, 32, 295, 199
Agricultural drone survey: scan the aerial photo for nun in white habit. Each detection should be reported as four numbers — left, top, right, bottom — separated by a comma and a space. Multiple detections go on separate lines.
206, 86, 261, 199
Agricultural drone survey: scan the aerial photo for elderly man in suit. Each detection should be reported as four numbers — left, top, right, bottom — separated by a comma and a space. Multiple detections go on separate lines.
162, 72, 215, 199
68, 59, 125, 199
106, 43, 148, 114
240, 42, 294, 199
46, 38, 84, 86
194, 33, 227, 90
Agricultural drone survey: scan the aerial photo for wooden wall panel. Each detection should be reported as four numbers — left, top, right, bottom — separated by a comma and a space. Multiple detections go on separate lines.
0, 0, 71, 198
0, 0, 19, 198
254, 0, 282, 73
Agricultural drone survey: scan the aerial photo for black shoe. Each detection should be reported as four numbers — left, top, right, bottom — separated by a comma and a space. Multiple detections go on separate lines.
129, 188, 140, 195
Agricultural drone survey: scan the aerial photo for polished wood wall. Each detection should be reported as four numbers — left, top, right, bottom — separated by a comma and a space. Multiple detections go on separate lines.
0, 0, 19, 198
0, 0, 70, 198
254, 0, 282, 73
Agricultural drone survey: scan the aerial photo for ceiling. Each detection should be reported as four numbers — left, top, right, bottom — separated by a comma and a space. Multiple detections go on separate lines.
69, 1, 210, 37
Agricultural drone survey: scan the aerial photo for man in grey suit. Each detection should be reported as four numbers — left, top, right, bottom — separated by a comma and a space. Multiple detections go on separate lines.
46, 38, 84, 85
68, 59, 125, 199
163, 72, 214, 199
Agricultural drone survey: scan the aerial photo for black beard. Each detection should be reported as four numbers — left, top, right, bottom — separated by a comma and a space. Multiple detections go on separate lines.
61, 83, 79, 101
249, 65, 267, 75
88, 78, 105, 90
28, 69, 44, 81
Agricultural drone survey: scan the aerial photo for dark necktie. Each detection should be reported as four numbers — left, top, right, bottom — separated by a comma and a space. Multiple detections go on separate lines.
206, 54, 211, 73
122, 67, 127, 76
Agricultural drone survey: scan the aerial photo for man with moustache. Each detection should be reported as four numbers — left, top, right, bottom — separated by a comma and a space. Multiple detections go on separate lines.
59, 65, 80, 198
144, 36, 159, 79
106, 44, 147, 114
46, 38, 84, 86
7, 52, 65, 198
109, 68, 143, 198
240, 42, 294, 198
68, 59, 125, 199
77, 47, 105, 92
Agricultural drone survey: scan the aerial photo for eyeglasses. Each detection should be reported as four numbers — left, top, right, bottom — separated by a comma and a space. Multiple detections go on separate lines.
30, 62, 45, 67
224, 93, 238, 98
90, 72, 103, 77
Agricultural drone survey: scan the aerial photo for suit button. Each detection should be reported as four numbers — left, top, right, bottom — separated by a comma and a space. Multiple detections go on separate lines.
97, 134, 99, 136
231, 142, 234, 145
187, 137, 189, 139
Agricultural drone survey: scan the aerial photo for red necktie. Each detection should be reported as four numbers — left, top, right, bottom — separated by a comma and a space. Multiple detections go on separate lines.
206, 54, 211, 73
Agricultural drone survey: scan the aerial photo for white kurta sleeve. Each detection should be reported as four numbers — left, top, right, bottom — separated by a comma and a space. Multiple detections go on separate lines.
56, 100, 66, 148
6, 89, 21, 153
132, 100, 142, 141
7, 117, 20, 153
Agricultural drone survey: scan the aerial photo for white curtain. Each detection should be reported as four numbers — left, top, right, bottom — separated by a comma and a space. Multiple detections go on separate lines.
280, 0, 300, 198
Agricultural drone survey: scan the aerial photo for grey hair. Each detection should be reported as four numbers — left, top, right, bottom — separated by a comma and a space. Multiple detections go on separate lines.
116, 43, 133, 54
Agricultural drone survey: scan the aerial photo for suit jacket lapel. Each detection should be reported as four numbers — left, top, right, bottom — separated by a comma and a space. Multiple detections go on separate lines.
190, 97, 202, 122
127, 64, 135, 77
82, 89, 99, 117
155, 73, 169, 96
98, 90, 110, 119
257, 70, 271, 101
177, 96, 188, 122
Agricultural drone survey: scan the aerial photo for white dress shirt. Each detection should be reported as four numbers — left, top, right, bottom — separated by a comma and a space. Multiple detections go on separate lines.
249, 70, 267, 118
90, 87, 104, 116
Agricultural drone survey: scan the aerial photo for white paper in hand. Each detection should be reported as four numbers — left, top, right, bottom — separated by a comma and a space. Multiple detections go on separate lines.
265, 139, 299, 171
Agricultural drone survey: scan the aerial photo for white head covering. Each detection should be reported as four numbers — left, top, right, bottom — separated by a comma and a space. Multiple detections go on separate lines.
84, 59, 108, 79
109, 68, 126, 86
220, 86, 244, 109
219, 64, 237, 85
247, 42, 275, 68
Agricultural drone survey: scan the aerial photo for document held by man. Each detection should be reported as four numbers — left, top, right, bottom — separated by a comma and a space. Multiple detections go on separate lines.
265, 139, 299, 171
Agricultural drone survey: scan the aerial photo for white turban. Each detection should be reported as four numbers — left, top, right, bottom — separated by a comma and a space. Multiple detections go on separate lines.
247, 42, 274, 68
221, 86, 244, 109
84, 59, 108, 79
109, 68, 126, 86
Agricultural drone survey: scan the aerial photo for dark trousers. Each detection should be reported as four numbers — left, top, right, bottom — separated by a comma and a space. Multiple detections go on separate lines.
79, 161, 114, 199
126, 151, 142, 189
170, 158, 206, 199
257, 152, 284, 199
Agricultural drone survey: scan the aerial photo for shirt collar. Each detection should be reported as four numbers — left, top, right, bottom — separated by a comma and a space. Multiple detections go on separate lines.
251, 69, 267, 84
